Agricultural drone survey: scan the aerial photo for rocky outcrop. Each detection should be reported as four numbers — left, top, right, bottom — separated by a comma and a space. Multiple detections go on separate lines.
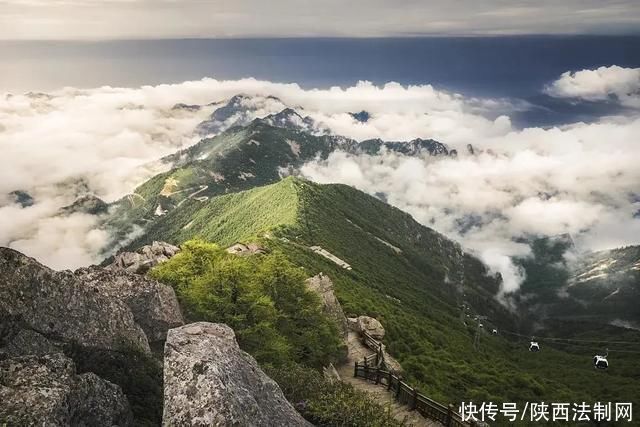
349, 315, 385, 340
0, 353, 133, 426
75, 266, 184, 344
0, 322, 63, 357
60, 195, 109, 216
0, 247, 150, 354
305, 273, 349, 339
9, 190, 34, 208
346, 315, 402, 373
226, 242, 266, 256
163, 322, 311, 427
110, 241, 180, 274
379, 345, 403, 374
0, 246, 184, 426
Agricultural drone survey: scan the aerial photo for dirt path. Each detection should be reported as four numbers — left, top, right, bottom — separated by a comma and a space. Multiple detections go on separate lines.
336, 332, 442, 427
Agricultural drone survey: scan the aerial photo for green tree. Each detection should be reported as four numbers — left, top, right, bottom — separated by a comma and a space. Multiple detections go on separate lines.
151, 240, 342, 368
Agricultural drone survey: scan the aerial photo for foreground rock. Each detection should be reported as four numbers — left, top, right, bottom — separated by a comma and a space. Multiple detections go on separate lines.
163, 322, 311, 427
0, 353, 133, 426
0, 247, 150, 354
109, 241, 180, 274
0, 246, 183, 425
76, 266, 184, 344
305, 273, 349, 339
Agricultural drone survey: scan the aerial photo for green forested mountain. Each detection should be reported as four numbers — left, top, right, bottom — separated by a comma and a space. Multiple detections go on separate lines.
102, 114, 453, 247
103, 120, 353, 243
513, 235, 640, 330
119, 177, 639, 412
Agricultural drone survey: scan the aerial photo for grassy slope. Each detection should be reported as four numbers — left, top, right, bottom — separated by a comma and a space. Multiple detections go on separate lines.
129, 178, 300, 248
103, 122, 347, 244
131, 177, 640, 418
268, 181, 640, 412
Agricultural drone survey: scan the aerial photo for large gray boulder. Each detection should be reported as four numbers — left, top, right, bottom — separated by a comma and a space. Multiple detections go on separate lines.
110, 241, 180, 274
0, 247, 150, 354
0, 246, 184, 426
163, 322, 311, 427
0, 323, 63, 357
0, 353, 133, 426
305, 273, 349, 339
351, 315, 386, 340
75, 266, 184, 344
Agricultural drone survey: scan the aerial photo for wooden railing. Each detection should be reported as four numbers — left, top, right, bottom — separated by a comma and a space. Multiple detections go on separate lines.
355, 331, 472, 427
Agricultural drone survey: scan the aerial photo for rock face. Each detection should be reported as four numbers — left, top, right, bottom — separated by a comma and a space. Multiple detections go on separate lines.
75, 266, 184, 344
380, 344, 403, 374
346, 315, 402, 373
305, 273, 349, 339
163, 322, 311, 427
0, 247, 150, 354
0, 353, 133, 426
110, 241, 180, 274
0, 246, 185, 425
351, 315, 385, 340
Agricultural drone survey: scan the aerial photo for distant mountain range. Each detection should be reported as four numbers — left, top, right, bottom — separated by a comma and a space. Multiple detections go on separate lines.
101, 95, 458, 244
7, 93, 638, 333
81, 94, 639, 333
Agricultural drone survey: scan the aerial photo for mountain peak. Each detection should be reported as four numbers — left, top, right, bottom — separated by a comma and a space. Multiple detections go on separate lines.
349, 110, 371, 123
195, 94, 287, 136
259, 107, 316, 132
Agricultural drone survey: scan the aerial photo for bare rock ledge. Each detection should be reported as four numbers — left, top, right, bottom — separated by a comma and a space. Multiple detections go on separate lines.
163, 322, 311, 427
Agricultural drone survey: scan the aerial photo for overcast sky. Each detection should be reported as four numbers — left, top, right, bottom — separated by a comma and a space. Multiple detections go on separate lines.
2, 0, 640, 40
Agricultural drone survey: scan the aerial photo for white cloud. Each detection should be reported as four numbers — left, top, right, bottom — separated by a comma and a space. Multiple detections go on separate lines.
1, 74, 638, 291
479, 249, 526, 303
0, 85, 216, 268
300, 115, 640, 295
545, 65, 640, 108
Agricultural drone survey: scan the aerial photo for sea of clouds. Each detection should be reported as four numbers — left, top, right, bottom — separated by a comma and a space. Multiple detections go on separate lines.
1, 66, 638, 297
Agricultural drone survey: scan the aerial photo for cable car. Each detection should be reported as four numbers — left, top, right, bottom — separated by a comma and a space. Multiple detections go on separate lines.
529, 341, 540, 352
492, 328, 498, 335
593, 355, 608, 370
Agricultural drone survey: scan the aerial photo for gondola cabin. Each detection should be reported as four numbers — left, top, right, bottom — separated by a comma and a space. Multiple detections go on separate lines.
593, 355, 608, 370
529, 341, 540, 352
